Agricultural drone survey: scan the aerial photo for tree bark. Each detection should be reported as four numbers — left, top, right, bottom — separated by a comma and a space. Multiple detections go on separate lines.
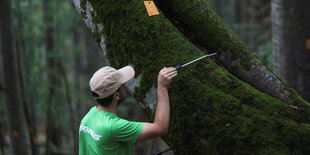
154, 0, 304, 106
272, 0, 310, 103
0, 0, 30, 154
72, 0, 310, 154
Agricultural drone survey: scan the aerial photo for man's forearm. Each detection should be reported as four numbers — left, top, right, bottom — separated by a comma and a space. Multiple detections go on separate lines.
137, 67, 176, 140
154, 86, 170, 134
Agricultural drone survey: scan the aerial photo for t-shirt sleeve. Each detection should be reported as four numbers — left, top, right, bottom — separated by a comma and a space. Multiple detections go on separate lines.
111, 118, 143, 143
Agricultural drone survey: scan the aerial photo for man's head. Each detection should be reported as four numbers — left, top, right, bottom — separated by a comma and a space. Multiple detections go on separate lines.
89, 66, 135, 107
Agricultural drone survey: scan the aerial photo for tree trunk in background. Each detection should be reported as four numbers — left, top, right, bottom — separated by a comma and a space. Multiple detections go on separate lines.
43, 0, 60, 153
73, 0, 310, 153
239, 0, 248, 23
16, 32, 39, 155
232, 0, 252, 45
0, 0, 29, 154
272, 0, 310, 103
20, 4, 40, 149
15, 2, 40, 154
248, 0, 270, 53
58, 62, 78, 155
248, 0, 270, 27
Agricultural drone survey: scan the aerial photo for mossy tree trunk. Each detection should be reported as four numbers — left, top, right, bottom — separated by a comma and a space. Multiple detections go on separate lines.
155, 0, 299, 106
72, 0, 310, 154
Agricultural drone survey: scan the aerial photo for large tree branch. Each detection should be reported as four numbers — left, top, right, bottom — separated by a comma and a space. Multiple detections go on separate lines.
155, 0, 309, 107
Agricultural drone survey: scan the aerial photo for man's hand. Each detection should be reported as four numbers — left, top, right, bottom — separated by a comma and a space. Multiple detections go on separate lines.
138, 67, 177, 141
158, 67, 177, 88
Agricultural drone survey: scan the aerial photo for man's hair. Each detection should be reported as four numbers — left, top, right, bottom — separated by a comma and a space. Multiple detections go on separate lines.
91, 87, 120, 107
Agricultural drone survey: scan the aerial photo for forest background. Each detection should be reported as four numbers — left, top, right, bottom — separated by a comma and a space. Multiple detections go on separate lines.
0, 0, 308, 154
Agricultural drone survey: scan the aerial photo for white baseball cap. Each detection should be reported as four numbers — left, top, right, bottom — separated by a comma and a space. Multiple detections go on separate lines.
89, 66, 135, 99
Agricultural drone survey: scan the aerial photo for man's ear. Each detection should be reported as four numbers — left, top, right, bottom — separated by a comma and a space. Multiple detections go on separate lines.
113, 91, 120, 100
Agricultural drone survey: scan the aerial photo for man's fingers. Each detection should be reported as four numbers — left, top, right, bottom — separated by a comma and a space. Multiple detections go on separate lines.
167, 73, 177, 81
168, 72, 177, 79
166, 67, 176, 71
158, 67, 177, 87
162, 69, 177, 77
166, 70, 177, 77
159, 67, 177, 81
160, 67, 170, 74
161, 67, 176, 74
166, 71, 177, 79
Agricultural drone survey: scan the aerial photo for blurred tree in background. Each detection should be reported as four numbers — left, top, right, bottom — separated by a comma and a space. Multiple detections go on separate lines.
209, 0, 273, 69
0, 0, 29, 154
272, 0, 310, 103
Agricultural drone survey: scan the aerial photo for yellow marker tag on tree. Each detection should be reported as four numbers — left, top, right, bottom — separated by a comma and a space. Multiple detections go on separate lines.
144, 1, 160, 16
306, 39, 310, 50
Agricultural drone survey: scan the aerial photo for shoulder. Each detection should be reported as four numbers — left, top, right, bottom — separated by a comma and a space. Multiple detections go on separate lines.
80, 107, 96, 123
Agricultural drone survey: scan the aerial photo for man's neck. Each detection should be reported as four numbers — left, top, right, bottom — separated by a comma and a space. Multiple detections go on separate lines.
96, 101, 118, 114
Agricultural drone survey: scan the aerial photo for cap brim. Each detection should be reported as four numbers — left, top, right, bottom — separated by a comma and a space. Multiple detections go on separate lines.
118, 66, 135, 84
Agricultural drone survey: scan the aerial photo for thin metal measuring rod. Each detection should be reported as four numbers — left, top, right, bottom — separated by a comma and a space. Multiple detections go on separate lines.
174, 53, 217, 70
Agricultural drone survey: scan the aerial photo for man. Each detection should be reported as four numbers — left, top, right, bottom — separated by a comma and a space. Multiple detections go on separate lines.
79, 66, 177, 154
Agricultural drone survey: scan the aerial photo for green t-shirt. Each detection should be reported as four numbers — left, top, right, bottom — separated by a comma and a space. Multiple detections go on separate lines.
79, 106, 143, 155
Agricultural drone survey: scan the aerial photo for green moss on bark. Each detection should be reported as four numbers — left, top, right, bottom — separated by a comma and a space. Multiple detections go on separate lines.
155, 0, 256, 71
167, 63, 310, 154
87, 0, 203, 100
209, 67, 310, 123
82, 0, 310, 154
156, 0, 310, 108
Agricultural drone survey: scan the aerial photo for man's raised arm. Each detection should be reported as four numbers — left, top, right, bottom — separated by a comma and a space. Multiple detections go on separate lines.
137, 67, 177, 140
